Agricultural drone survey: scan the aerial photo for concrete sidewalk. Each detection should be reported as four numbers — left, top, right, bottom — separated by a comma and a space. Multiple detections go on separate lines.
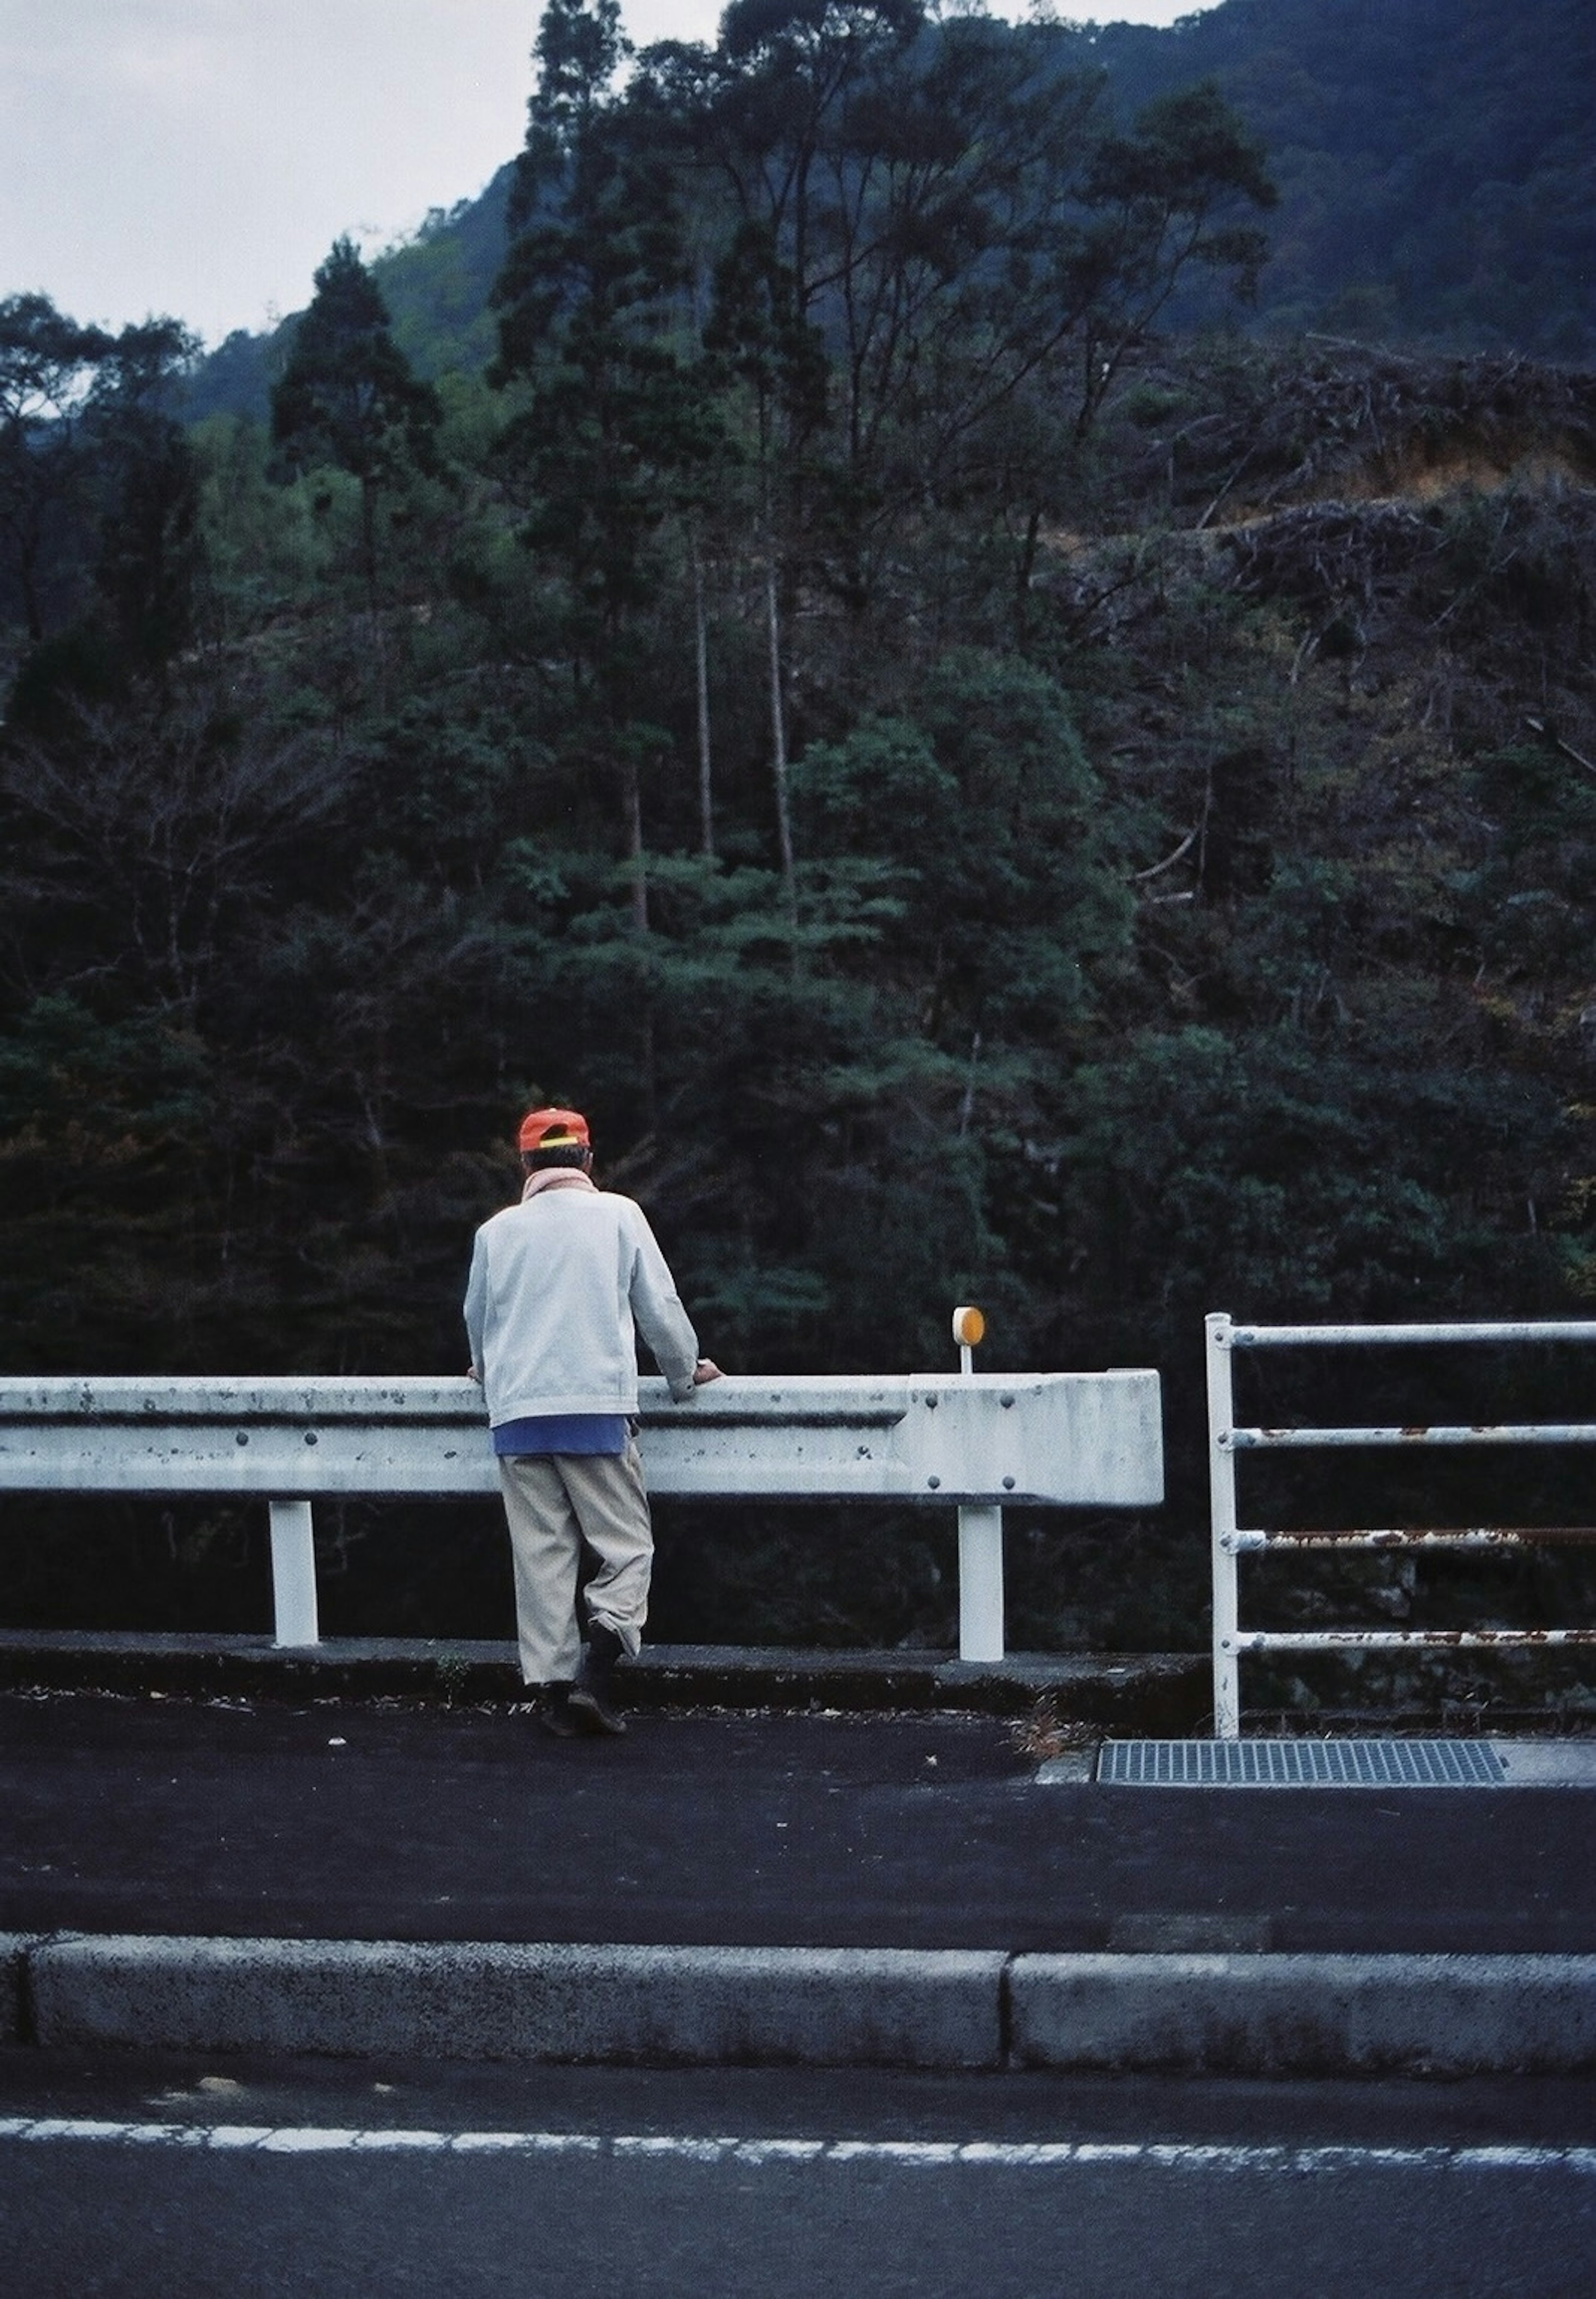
2, 1657, 1594, 2077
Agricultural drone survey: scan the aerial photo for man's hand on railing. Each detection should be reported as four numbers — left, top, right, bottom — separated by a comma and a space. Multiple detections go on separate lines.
692, 1359, 723, 1385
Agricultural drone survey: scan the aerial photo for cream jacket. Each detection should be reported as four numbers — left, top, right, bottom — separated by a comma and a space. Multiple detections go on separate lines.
463, 1177, 702, 1424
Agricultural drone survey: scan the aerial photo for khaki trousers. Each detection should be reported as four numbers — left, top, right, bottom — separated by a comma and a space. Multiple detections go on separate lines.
498, 1438, 653, 1685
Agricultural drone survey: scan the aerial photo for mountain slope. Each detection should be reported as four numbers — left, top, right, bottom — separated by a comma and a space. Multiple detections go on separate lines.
183, 169, 513, 426
1086, 0, 1595, 358
186, 0, 1592, 424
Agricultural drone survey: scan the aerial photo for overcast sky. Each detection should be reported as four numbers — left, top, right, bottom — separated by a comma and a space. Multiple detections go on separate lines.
1, 2, 1219, 350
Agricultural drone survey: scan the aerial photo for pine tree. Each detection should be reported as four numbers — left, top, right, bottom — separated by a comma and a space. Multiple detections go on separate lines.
270, 239, 443, 601
491, 2, 724, 938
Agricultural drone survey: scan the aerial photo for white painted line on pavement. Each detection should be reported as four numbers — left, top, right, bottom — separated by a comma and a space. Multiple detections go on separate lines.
0, 2119, 1594, 2174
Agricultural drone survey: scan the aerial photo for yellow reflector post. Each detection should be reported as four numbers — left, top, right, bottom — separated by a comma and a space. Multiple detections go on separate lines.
952, 1305, 986, 1349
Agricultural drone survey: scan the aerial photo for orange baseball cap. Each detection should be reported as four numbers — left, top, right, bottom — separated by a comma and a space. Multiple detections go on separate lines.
518, 1105, 591, 1153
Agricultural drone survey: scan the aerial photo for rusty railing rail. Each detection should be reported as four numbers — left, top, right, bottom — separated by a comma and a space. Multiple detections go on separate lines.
1206, 1313, 1596, 1737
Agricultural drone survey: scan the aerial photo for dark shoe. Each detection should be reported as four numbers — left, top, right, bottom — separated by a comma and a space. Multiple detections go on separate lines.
536, 1683, 581, 1739
569, 1627, 628, 1737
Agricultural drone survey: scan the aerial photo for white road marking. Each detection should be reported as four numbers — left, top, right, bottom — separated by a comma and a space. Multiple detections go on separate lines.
0, 2119, 1592, 2173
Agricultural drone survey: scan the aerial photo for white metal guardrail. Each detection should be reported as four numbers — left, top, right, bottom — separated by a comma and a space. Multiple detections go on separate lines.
1207, 1312, 1596, 1737
0, 1365, 1163, 1664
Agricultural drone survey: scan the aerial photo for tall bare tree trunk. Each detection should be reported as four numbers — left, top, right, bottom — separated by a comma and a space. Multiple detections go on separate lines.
763, 473, 797, 929
690, 523, 715, 859
623, 748, 650, 934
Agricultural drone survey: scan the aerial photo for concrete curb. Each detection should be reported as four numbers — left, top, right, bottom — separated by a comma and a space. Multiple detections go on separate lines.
0, 1632, 1209, 1727
27, 1938, 1007, 2071
0, 1934, 29, 2046
1009, 1953, 1596, 2077
10, 1936, 1596, 2077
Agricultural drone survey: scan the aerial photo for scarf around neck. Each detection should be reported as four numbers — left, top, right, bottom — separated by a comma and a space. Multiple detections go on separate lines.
521, 1168, 598, 1202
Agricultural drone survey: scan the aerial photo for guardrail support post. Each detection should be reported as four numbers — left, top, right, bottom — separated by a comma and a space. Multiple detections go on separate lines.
268, 1500, 320, 1647
957, 1505, 1005, 1662
1207, 1313, 1241, 1738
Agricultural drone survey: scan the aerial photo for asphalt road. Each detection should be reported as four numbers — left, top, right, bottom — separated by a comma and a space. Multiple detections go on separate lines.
2, 2053, 1593, 2297
3, 1692, 1594, 1953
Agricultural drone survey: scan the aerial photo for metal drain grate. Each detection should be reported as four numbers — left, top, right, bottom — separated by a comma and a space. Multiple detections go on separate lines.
1098, 1739, 1507, 1787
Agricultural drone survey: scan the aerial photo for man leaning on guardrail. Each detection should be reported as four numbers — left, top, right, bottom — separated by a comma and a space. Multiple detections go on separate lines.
464, 1106, 722, 1738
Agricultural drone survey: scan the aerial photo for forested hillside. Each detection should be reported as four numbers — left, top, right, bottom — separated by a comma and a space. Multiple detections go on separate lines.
185, 0, 1596, 424
3, 0, 1594, 1711
1088, 0, 1596, 360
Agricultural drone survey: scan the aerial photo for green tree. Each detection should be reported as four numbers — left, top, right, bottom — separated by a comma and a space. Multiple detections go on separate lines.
1068, 83, 1277, 441
0, 295, 112, 646
83, 318, 204, 674
271, 238, 443, 600
647, 15, 1272, 633
491, 0, 724, 935
796, 651, 1133, 1062
645, 1, 929, 891
2, 305, 205, 727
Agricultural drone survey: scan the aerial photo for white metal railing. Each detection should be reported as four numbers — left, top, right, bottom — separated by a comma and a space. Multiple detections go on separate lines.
1207, 1312, 1596, 1737
0, 1363, 1163, 1665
